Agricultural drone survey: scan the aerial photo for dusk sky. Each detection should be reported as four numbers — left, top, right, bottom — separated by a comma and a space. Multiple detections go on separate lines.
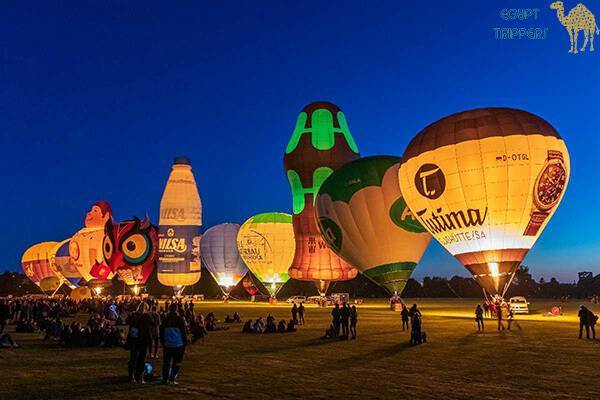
1, 1, 599, 282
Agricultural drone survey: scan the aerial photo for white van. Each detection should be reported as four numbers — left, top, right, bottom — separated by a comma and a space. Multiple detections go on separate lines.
509, 296, 530, 314
286, 295, 306, 304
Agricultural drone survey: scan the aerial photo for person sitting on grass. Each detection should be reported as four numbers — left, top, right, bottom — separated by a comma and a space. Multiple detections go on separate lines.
253, 317, 265, 333
242, 320, 253, 333
286, 319, 297, 333
265, 318, 277, 333
191, 314, 207, 344
0, 331, 19, 348
277, 320, 287, 333
233, 312, 241, 323
321, 324, 335, 339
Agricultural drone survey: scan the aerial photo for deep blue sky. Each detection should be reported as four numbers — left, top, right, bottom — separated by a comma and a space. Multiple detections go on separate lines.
1, 1, 599, 281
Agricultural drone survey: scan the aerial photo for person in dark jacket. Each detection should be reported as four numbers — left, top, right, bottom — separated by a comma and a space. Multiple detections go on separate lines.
349, 305, 357, 339
127, 302, 154, 383
298, 303, 305, 325
160, 303, 188, 384
475, 305, 484, 332
291, 303, 298, 324
578, 305, 596, 339
340, 303, 350, 339
401, 305, 409, 331
331, 304, 340, 338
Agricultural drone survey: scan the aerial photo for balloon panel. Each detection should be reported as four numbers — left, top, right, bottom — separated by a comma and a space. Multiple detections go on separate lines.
51, 239, 82, 282
284, 102, 360, 284
21, 241, 59, 286
237, 212, 294, 294
70, 286, 92, 301
316, 156, 431, 294
70, 227, 113, 282
158, 157, 202, 287
201, 223, 248, 291
399, 108, 570, 296
40, 277, 62, 294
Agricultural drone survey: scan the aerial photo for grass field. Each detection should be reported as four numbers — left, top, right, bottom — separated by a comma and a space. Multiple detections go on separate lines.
2, 298, 599, 400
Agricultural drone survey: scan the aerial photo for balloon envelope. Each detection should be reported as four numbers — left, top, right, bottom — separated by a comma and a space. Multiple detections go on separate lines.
237, 212, 295, 296
316, 156, 432, 295
157, 157, 202, 288
399, 108, 570, 297
21, 241, 61, 293
283, 102, 360, 294
201, 223, 248, 295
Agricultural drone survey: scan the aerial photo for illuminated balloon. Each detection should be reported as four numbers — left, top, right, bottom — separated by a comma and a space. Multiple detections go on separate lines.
49, 239, 82, 289
237, 212, 295, 297
70, 286, 92, 301
316, 156, 432, 295
70, 201, 114, 283
104, 217, 157, 287
21, 241, 61, 294
399, 108, 570, 297
284, 102, 360, 295
157, 157, 202, 290
201, 223, 248, 296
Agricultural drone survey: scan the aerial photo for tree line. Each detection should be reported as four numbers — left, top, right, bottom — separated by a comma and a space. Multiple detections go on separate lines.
1, 266, 597, 299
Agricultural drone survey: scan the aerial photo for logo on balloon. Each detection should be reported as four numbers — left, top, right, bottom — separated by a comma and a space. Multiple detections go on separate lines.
389, 197, 428, 233
415, 164, 446, 199
319, 217, 343, 253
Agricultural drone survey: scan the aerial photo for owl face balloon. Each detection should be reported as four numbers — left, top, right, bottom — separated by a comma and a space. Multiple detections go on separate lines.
104, 217, 157, 286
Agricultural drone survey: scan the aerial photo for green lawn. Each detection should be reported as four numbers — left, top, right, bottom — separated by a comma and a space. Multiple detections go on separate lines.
2, 299, 599, 400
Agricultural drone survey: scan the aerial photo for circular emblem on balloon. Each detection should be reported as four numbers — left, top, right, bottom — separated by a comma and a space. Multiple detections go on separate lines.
414, 163, 445, 199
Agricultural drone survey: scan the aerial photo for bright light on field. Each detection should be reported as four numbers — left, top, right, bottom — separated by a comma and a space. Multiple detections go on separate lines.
93, 287, 102, 296
218, 275, 235, 288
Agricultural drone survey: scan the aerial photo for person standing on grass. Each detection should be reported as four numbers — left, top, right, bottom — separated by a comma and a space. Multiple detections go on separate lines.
401, 304, 409, 331
291, 303, 298, 324
475, 304, 484, 332
350, 305, 357, 339
160, 303, 188, 385
149, 306, 161, 358
331, 304, 341, 338
495, 301, 505, 331
578, 305, 590, 339
298, 303, 305, 325
507, 308, 521, 331
127, 302, 153, 384
0, 299, 8, 333
340, 303, 350, 339
589, 308, 598, 340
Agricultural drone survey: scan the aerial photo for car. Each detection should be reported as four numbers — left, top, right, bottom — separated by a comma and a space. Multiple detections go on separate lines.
509, 296, 530, 314
286, 295, 306, 304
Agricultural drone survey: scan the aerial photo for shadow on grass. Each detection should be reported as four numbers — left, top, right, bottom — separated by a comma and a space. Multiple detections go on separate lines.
336, 341, 414, 366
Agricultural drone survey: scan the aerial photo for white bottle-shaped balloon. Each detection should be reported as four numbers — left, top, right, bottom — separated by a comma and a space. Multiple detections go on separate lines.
158, 156, 202, 288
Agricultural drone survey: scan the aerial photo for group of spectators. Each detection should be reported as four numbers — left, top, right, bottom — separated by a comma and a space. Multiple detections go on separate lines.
242, 313, 297, 334
400, 303, 425, 344
475, 300, 520, 332
323, 303, 358, 340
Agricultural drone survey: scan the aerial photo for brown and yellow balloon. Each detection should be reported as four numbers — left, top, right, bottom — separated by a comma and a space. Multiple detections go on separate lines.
399, 108, 570, 298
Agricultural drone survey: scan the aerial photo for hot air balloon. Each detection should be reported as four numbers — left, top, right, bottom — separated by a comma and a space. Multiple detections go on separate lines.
104, 217, 158, 289
316, 156, 432, 295
399, 108, 570, 298
237, 212, 295, 298
70, 201, 115, 284
49, 239, 82, 289
201, 223, 248, 297
157, 157, 202, 293
284, 102, 360, 295
21, 241, 61, 294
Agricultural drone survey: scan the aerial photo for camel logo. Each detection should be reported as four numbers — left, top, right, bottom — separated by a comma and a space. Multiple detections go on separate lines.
550, 1, 598, 53
415, 164, 446, 200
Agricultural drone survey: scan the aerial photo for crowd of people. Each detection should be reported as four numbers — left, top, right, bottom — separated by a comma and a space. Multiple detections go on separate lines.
474, 300, 521, 332
322, 303, 358, 340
